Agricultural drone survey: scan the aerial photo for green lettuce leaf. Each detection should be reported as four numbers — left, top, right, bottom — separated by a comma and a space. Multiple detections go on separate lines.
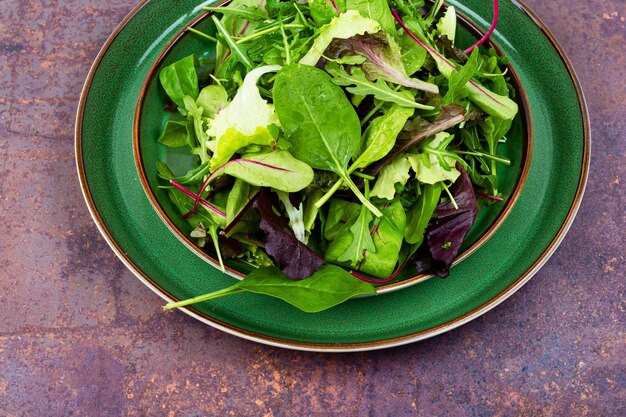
207, 65, 282, 170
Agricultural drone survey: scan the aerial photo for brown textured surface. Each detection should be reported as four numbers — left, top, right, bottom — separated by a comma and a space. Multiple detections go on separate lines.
0, 0, 624, 416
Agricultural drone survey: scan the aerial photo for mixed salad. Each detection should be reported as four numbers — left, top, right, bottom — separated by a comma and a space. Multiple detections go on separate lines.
156, 0, 519, 313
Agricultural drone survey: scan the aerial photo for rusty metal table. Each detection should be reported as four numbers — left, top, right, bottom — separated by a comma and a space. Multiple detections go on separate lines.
0, 1, 624, 416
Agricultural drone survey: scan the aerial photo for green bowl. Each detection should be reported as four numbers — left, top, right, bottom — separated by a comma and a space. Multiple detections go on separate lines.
133, 3, 532, 293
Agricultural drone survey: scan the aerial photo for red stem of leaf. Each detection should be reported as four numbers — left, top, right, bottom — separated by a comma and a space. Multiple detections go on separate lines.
464, 0, 499, 54
221, 192, 260, 235
477, 191, 504, 202
350, 252, 412, 284
169, 180, 226, 218
329, 0, 341, 15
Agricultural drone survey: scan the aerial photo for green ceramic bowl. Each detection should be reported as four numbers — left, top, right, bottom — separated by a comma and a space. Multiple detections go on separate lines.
77, 0, 589, 351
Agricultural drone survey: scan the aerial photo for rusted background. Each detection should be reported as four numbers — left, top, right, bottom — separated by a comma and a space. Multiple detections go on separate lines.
0, 1, 624, 416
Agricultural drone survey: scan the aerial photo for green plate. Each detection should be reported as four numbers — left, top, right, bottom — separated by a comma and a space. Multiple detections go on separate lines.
76, 0, 589, 351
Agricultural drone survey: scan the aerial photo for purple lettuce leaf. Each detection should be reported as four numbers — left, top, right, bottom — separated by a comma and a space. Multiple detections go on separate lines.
254, 190, 325, 280
414, 164, 478, 278
323, 33, 439, 94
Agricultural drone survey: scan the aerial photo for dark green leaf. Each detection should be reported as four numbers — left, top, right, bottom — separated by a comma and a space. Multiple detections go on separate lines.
159, 55, 199, 108
405, 183, 442, 245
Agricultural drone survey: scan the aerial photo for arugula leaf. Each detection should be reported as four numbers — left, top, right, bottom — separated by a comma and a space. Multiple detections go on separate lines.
159, 55, 199, 108
337, 200, 376, 267
157, 119, 191, 148
442, 48, 480, 105
163, 264, 375, 313
254, 190, 325, 280
300, 10, 381, 66
207, 65, 282, 170
405, 183, 442, 245
326, 63, 434, 110
274, 64, 382, 217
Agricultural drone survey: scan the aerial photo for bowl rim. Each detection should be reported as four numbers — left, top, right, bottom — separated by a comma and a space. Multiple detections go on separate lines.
132, 0, 534, 294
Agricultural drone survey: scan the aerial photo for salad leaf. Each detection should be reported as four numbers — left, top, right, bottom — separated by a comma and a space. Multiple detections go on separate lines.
416, 165, 478, 278
156, 161, 211, 186
207, 65, 282, 170
405, 183, 442, 245
354, 104, 414, 169
274, 64, 382, 217
346, 0, 396, 35
159, 55, 199, 108
366, 104, 467, 176
299, 10, 381, 66
326, 63, 434, 110
196, 84, 229, 119
324, 199, 360, 241
442, 48, 480, 105
209, 151, 314, 193
226, 179, 258, 225
276, 191, 307, 244
407, 151, 460, 185
436, 5, 457, 43
157, 119, 192, 148
325, 33, 438, 93
164, 264, 376, 313
359, 199, 406, 277
336, 200, 376, 266
254, 190, 325, 280
308, 0, 346, 26
371, 155, 412, 200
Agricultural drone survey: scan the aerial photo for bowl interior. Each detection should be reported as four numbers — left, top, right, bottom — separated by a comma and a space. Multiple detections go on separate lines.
135, 8, 531, 290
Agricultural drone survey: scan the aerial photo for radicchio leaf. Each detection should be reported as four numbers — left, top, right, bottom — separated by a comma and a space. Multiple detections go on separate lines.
415, 165, 477, 278
254, 190, 325, 280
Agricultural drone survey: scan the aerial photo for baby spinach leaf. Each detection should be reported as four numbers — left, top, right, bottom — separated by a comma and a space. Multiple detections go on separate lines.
405, 183, 442, 245
163, 264, 376, 313
300, 10, 381, 66
274, 64, 382, 217
254, 190, 325, 280
157, 120, 191, 148
326, 63, 434, 110
159, 55, 199, 108
196, 84, 229, 119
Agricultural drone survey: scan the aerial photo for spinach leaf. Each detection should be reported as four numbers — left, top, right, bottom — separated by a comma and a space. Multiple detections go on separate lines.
196, 84, 229, 119
164, 264, 376, 313
254, 190, 325, 280
159, 55, 199, 108
405, 183, 442, 245
326, 64, 434, 110
157, 120, 192, 148
274, 64, 382, 217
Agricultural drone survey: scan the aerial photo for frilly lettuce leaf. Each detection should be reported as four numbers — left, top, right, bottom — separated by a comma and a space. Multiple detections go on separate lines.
207, 65, 282, 170
299, 10, 381, 66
